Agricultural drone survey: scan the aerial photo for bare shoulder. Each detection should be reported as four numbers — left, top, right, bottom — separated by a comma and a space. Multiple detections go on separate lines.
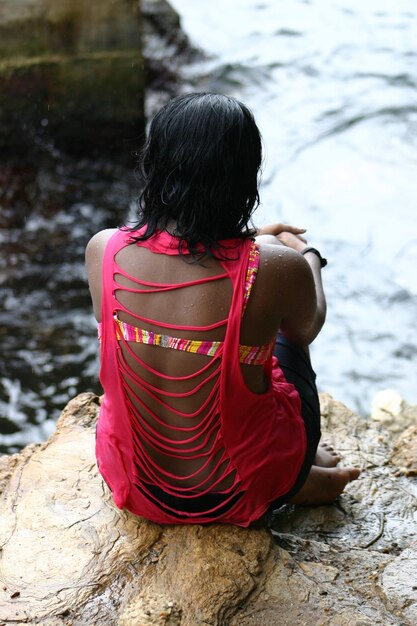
85, 228, 117, 322
85, 228, 118, 265
256, 241, 313, 294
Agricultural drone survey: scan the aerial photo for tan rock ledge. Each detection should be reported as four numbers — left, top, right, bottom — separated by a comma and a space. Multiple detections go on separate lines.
0, 392, 416, 625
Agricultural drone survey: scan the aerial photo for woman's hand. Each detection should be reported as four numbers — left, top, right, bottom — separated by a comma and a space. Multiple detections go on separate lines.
276, 231, 307, 253
256, 223, 307, 251
257, 223, 306, 238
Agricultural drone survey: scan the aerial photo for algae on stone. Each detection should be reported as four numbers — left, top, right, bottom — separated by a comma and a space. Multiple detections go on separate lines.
0, 0, 144, 155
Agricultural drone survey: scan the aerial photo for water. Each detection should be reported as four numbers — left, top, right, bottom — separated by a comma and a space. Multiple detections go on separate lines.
1, 0, 417, 452
0, 158, 136, 453
170, 0, 417, 413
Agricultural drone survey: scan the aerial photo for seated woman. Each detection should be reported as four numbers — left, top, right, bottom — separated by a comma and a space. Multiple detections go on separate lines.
86, 93, 360, 526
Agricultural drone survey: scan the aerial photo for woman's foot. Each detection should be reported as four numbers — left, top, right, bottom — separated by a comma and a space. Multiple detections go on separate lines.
288, 465, 361, 506
315, 442, 341, 468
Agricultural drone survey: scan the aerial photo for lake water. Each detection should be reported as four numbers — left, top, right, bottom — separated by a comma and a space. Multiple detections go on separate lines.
170, 0, 417, 412
1, 0, 416, 452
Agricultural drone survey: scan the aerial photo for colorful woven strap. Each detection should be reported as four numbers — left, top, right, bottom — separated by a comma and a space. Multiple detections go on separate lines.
108, 316, 272, 365
242, 242, 259, 314
115, 318, 221, 357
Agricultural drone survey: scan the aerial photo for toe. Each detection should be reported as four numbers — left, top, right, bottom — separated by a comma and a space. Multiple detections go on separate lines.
348, 468, 361, 481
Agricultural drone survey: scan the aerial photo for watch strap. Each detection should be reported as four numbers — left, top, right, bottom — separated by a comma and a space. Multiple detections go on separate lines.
300, 247, 328, 268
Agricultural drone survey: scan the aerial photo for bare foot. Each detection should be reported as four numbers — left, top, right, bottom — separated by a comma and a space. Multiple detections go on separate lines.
289, 465, 361, 506
315, 442, 341, 468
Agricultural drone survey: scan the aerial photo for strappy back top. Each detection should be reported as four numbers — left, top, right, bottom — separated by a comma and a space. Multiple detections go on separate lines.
98, 239, 272, 365
96, 227, 306, 526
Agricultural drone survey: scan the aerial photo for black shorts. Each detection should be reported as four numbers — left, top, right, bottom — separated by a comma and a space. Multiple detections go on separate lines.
267, 334, 321, 510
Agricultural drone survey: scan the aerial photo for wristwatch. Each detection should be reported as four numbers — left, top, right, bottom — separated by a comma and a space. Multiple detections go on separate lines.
300, 247, 328, 268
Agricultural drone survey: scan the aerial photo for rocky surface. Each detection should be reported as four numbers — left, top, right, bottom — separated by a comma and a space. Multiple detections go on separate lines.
142, 0, 202, 117
0, 391, 416, 625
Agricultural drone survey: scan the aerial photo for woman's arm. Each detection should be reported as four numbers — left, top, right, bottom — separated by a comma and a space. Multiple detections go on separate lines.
256, 222, 306, 239
277, 231, 327, 342
255, 227, 327, 346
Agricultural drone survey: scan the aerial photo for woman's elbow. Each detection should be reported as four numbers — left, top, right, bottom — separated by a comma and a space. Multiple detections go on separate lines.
281, 310, 326, 348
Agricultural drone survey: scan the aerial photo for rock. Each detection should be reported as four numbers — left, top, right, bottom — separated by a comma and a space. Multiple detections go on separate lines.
142, 0, 202, 117
0, 0, 200, 156
371, 389, 405, 423
143, 0, 189, 54
390, 424, 417, 476
381, 543, 417, 624
0, 0, 144, 155
0, 391, 416, 625
119, 593, 182, 626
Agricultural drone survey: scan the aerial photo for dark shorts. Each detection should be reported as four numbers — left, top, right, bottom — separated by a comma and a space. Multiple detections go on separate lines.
267, 334, 321, 510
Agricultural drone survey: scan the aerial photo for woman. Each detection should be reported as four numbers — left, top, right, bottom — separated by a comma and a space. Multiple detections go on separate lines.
86, 93, 360, 526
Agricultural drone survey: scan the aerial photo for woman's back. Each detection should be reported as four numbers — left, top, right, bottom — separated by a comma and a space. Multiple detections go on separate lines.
90, 227, 307, 525
110, 229, 236, 493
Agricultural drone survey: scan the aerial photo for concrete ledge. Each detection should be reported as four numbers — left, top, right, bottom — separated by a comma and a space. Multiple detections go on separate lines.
0, 0, 144, 155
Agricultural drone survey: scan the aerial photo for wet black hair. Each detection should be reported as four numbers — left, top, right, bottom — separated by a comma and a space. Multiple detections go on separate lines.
129, 92, 262, 258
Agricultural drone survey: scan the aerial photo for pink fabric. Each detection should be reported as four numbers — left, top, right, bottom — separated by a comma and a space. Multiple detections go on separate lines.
96, 227, 306, 526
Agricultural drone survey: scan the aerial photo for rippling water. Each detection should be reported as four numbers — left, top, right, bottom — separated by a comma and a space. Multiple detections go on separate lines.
0, 159, 135, 453
1, 0, 417, 452
170, 0, 417, 412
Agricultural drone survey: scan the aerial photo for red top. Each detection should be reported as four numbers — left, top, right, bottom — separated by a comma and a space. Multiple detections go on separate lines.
96, 227, 306, 526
